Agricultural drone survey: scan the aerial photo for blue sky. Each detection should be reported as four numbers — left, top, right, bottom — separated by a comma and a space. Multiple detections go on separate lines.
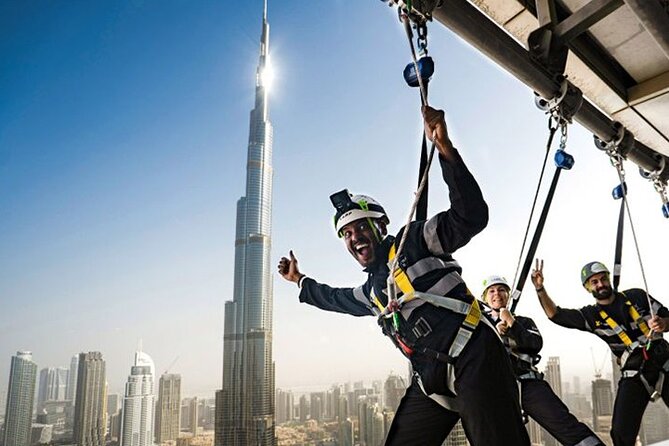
1, 0, 667, 398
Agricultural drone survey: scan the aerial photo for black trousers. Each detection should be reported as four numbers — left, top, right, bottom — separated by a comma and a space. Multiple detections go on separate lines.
386, 324, 530, 446
611, 370, 669, 446
521, 378, 603, 446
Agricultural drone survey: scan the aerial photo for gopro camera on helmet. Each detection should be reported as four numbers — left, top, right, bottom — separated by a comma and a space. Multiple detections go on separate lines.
330, 189, 353, 212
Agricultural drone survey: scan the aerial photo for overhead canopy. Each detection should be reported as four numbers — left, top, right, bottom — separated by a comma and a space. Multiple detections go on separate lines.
423, 0, 669, 182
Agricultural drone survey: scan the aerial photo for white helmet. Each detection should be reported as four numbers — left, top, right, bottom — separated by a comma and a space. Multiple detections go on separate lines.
481, 275, 510, 297
330, 189, 389, 236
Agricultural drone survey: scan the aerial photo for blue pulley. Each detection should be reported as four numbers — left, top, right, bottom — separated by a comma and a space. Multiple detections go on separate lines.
662, 202, 669, 218
403, 56, 434, 88
612, 182, 627, 200
554, 150, 575, 170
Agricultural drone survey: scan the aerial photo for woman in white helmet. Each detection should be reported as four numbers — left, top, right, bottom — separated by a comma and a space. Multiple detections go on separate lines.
481, 274, 604, 446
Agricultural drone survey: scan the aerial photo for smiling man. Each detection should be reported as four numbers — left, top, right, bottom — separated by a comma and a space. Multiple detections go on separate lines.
481, 275, 603, 446
278, 106, 530, 445
532, 259, 669, 446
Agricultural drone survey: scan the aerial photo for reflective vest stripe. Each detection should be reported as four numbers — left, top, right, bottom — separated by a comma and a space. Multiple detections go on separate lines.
423, 216, 446, 256
406, 257, 460, 281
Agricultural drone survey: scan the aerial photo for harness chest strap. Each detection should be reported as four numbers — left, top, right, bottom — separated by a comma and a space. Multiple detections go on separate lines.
599, 298, 669, 399
598, 298, 651, 348
388, 244, 415, 295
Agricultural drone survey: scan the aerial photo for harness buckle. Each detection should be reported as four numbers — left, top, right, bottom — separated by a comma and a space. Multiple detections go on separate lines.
412, 317, 432, 339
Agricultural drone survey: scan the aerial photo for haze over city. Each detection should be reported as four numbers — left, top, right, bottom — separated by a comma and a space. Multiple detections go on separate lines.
2, 0, 668, 404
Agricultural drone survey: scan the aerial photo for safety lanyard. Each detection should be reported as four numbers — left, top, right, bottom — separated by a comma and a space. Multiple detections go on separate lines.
598, 299, 651, 348
596, 130, 655, 318
510, 80, 578, 312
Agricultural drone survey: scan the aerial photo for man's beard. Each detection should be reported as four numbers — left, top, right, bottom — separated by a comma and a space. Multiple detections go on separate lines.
592, 286, 613, 300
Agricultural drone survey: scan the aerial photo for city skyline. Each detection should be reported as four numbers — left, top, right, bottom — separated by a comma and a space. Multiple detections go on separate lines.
2, 0, 669, 400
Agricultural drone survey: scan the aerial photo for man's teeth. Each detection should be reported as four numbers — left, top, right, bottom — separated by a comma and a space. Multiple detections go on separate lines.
355, 243, 369, 253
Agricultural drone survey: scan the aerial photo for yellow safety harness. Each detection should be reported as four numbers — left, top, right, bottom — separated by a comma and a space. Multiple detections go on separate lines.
598, 297, 651, 348
598, 296, 669, 400
380, 244, 482, 363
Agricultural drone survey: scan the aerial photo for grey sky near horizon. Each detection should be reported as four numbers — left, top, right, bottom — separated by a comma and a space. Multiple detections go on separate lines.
1, 1, 667, 399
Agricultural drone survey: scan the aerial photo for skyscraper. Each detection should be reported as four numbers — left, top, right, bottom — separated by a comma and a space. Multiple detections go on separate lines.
542, 357, 562, 446
67, 355, 79, 401
544, 356, 562, 398
156, 374, 181, 443
592, 378, 613, 432
189, 397, 199, 435
2, 351, 38, 446
120, 351, 155, 446
73, 352, 107, 446
275, 389, 292, 425
37, 367, 69, 406
218, 1, 275, 445
383, 373, 405, 412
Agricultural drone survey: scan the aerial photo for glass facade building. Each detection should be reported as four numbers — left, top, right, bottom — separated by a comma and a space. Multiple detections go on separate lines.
120, 351, 155, 446
2, 351, 38, 446
218, 1, 275, 445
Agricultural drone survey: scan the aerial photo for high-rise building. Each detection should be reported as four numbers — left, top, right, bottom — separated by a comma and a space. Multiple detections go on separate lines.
383, 373, 405, 412
544, 357, 562, 398
371, 410, 385, 446
156, 373, 181, 443
542, 357, 562, 446
298, 395, 309, 423
37, 367, 69, 406
67, 355, 79, 401
527, 418, 543, 446
592, 377, 613, 433
120, 350, 155, 446
310, 393, 324, 423
338, 417, 354, 446
73, 352, 107, 446
275, 389, 293, 425
107, 393, 122, 418
218, 1, 275, 445
2, 351, 38, 446
189, 397, 199, 435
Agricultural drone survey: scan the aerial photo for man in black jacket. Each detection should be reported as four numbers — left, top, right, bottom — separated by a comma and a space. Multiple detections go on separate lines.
481, 275, 603, 446
278, 106, 529, 446
532, 259, 669, 446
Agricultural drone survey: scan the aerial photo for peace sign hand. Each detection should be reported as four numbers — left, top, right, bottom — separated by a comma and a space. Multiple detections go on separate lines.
531, 258, 544, 290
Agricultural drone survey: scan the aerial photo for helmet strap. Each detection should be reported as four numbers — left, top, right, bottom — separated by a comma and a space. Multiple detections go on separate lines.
368, 218, 383, 243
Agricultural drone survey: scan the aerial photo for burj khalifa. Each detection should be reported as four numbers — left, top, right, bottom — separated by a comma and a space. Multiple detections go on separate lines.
216, 1, 275, 445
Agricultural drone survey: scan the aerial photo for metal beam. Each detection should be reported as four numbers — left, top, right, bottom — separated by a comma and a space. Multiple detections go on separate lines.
553, 0, 624, 44
628, 70, 669, 106
431, 0, 669, 181
524, 0, 636, 100
536, 0, 558, 26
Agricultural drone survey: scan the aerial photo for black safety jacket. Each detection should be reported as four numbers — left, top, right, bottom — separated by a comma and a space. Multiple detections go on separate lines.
551, 289, 669, 370
299, 151, 488, 392
483, 308, 543, 378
